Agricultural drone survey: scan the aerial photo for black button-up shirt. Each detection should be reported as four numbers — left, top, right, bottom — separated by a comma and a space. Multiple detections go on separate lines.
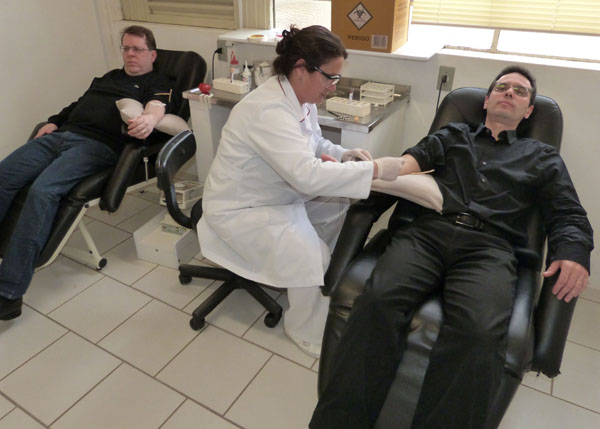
405, 122, 594, 272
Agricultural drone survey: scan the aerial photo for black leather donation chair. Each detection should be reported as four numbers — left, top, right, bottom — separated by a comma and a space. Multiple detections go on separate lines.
0, 49, 206, 271
156, 130, 283, 331
318, 87, 574, 428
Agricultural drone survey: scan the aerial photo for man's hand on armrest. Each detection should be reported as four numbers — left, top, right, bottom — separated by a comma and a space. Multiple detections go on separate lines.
34, 123, 58, 139
127, 100, 166, 139
543, 259, 589, 303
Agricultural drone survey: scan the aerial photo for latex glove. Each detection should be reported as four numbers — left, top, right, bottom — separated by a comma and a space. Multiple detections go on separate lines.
34, 123, 58, 139
342, 148, 373, 162
373, 157, 405, 181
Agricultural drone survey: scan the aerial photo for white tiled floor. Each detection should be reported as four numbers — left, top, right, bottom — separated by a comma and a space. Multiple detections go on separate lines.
1, 188, 599, 428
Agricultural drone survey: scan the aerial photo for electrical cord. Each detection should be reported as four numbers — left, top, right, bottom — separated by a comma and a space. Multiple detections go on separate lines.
435, 74, 448, 114
211, 48, 223, 82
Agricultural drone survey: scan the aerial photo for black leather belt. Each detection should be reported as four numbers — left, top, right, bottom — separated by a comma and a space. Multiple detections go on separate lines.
443, 212, 508, 241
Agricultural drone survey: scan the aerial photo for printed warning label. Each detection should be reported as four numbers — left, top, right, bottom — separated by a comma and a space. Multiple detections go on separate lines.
347, 2, 372, 30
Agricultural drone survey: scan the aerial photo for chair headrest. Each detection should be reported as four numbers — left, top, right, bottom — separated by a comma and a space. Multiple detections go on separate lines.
153, 49, 208, 120
429, 87, 562, 151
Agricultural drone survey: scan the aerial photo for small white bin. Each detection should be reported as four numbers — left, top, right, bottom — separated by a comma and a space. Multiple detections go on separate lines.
134, 209, 199, 269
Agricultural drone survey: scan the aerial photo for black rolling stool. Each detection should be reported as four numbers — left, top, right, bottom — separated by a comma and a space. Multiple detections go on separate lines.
156, 130, 283, 331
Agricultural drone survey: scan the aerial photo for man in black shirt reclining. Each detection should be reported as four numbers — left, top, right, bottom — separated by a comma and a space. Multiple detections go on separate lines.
310, 65, 594, 428
0, 25, 175, 320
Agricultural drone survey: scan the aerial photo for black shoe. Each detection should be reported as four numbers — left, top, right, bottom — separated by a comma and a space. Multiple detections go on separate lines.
0, 296, 22, 320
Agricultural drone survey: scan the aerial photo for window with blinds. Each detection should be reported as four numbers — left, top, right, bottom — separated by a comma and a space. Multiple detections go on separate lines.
412, 0, 600, 35
122, 0, 240, 29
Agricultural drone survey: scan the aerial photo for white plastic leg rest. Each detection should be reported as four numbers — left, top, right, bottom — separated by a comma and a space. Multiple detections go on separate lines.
60, 221, 107, 270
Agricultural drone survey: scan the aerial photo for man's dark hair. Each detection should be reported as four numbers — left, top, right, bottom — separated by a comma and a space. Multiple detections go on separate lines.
121, 25, 157, 51
487, 65, 537, 106
273, 25, 347, 77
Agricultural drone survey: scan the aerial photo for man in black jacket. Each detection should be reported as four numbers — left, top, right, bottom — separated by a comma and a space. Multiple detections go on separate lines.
310, 65, 593, 429
0, 25, 175, 320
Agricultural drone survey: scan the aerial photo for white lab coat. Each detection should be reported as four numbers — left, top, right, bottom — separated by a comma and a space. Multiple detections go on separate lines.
197, 75, 373, 288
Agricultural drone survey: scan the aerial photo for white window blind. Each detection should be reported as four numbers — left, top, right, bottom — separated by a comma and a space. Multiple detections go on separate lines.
411, 0, 600, 35
122, 0, 240, 29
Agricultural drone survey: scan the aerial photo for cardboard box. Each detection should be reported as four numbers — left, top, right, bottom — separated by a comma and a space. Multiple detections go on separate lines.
331, 0, 410, 53
159, 180, 202, 209
134, 209, 199, 269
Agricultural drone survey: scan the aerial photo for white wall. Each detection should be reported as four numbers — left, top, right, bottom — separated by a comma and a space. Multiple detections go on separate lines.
0, 0, 108, 159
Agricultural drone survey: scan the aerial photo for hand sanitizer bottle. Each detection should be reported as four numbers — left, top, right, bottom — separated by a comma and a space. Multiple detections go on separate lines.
242, 60, 252, 89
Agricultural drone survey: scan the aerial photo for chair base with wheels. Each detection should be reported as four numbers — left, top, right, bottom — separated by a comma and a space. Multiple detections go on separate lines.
179, 261, 283, 331
156, 130, 283, 331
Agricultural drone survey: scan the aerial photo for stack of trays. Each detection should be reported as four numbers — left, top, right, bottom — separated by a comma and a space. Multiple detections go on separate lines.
360, 82, 394, 106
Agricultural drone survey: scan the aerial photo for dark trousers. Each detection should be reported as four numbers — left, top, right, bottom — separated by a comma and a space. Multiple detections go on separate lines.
310, 215, 517, 429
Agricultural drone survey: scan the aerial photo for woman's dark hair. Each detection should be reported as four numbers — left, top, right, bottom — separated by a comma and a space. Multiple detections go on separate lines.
273, 25, 347, 77
121, 25, 157, 51
487, 65, 537, 106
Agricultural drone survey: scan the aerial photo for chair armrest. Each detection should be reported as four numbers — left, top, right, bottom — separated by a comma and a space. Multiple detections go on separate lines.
99, 141, 164, 212
531, 273, 578, 378
323, 191, 397, 295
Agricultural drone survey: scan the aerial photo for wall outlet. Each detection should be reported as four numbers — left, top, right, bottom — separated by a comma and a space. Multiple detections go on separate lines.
436, 66, 455, 91
217, 39, 228, 61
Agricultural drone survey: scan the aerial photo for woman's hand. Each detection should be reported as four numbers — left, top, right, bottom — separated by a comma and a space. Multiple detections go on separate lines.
342, 148, 373, 162
321, 153, 338, 163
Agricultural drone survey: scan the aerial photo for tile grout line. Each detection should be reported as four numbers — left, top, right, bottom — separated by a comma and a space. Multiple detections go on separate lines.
0, 327, 71, 428
0, 310, 70, 384
565, 338, 600, 355
222, 353, 276, 420
520, 384, 600, 416
44, 268, 107, 317
47, 362, 124, 427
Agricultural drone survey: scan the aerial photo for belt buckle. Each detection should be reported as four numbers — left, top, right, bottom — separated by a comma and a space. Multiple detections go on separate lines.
455, 212, 479, 229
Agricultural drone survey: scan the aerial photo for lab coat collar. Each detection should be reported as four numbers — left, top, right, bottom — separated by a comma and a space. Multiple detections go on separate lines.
277, 75, 307, 123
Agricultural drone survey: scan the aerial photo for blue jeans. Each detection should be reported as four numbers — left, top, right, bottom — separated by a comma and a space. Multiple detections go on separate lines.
0, 131, 119, 299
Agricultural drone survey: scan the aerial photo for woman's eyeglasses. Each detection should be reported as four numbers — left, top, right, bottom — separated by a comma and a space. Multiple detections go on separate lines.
493, 83, 531, 98
308, 65, 341, 86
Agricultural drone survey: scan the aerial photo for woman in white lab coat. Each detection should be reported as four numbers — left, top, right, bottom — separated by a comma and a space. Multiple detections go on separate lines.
197, 25, 403, 357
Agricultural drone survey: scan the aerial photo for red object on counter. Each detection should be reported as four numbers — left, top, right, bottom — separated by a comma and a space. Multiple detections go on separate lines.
198, 83, 212, 94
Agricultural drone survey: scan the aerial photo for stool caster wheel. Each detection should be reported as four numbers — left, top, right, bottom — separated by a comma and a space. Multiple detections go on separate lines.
190, 317, 206, 331
179, 274, 192, 284
264, 310, 282, 328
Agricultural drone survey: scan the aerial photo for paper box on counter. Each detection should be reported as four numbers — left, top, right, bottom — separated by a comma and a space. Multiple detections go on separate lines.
331, 0, 410, 53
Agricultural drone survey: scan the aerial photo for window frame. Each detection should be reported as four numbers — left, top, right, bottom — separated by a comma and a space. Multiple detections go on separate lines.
121, 0, 273, 30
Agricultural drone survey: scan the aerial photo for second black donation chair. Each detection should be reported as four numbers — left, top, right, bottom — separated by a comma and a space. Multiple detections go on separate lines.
318, 87, 576, 428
